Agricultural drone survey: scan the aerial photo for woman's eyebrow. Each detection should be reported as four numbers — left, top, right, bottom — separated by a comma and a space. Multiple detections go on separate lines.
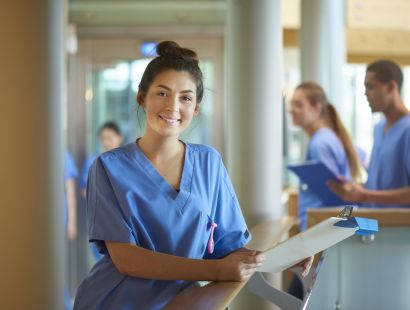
156, 85, 194, 93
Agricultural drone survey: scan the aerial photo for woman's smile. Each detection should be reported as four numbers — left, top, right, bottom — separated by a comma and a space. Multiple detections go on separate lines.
159, 114, 181, 126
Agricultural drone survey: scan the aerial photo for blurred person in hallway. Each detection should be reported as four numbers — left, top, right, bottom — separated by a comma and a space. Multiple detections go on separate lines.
329, 60, 410, 207
289, 81, 361, 232
80, 121, 123, 260
80, 121, 123, 198
64, 150, 78, 241
287, 82, 361, 299
64, 150, 78, 309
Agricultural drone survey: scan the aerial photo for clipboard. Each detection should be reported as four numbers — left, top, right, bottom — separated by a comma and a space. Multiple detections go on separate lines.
287, 161, 347, 206
258, 208, 378, 273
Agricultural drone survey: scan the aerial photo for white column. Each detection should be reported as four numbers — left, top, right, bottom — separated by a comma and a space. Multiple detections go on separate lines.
227, 0, 283, 224
0, 1, 65, 309
227, 0, 283, 308
300, 0, 345, 105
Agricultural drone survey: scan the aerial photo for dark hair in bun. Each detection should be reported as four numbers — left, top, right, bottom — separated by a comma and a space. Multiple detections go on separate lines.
138, 41, 203, 103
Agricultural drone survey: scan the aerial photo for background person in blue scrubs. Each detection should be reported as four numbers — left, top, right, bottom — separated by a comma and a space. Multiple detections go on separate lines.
64, 150, 78, 309
80, 121, 123, 198
328, 60, 410, 206
64, 150, 78, 241
74, 41, 313, 310
289, 82, 361, 231
287, 82, 361, 299
80, 121, 123, 260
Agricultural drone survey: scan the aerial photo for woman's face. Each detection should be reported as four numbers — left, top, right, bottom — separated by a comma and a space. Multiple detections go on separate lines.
289, 89, 322, 129
138, 70, 198, 139
99, 129, 123, 151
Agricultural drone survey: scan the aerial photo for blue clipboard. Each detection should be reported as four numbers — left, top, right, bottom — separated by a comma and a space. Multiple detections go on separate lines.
287, 161, 347, 206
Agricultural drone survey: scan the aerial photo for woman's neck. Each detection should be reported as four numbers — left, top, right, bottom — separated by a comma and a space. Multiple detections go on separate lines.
304, 120, 325, 138
138, 132, 183, 162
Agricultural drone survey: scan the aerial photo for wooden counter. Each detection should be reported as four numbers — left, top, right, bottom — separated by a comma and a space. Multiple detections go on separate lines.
164, 216, 296, 310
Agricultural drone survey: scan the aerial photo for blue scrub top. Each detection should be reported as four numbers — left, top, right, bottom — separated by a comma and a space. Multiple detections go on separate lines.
64, 150, 78, 226
74, 142, 251, 310
298, 128, 351, 230
80, 155, 103, 260
65, 150, 79, 182
364, 113, 410, 208
80, 155, 97, 190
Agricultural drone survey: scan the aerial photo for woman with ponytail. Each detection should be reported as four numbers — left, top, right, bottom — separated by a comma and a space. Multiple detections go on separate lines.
287, 82, 360, 299
289, 81, 361, 231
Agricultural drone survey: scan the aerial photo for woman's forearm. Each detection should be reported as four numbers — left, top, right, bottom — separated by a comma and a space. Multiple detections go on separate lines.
66, 179, 77, 240
106, 241, 219, 281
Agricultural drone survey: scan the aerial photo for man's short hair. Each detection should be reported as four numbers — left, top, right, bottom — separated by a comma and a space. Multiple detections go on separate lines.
366, 59, 403, 92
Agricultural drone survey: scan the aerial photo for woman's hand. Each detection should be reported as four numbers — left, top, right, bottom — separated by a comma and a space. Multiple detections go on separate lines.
291, 255, 314, 277
216, 249, 265, 282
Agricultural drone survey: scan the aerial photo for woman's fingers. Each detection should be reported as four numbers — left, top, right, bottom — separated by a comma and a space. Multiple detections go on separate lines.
300, 256, 314, 277
240, 252, 265, 263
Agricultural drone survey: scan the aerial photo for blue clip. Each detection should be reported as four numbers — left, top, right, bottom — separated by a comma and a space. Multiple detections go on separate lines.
334, 217, 378, 236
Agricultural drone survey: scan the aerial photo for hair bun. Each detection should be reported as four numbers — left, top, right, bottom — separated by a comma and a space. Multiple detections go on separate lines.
156, 41, 199, 63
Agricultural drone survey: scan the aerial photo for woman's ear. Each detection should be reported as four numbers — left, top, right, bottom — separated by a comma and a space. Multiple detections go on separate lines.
312, 101, 323, 116
194, 104, 200, 115
136, 92, 146, 109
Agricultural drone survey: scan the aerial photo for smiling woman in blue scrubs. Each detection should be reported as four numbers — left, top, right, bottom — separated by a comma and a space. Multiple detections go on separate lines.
73, 41, 271, 310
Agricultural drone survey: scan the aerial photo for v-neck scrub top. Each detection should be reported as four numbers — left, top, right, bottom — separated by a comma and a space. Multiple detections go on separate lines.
74, 142, 251, 310
365, 114, 410, 208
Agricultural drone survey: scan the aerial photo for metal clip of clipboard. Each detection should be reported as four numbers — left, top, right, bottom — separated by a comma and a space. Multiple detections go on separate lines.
337, 206, 353, 219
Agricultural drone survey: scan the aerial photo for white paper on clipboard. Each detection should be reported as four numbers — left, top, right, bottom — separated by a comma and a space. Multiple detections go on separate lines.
258, 217, 358, 273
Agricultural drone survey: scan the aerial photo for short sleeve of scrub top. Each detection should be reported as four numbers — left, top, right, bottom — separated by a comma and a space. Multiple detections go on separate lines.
86, 157, 137, 253
203, 158, 251, 259
64, 150, 79, 182
365, 115, 410, 208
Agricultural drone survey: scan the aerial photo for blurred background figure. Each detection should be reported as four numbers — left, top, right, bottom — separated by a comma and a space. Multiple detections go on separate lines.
289, 81, 361, 231
328, 60, 410, 207
80, 121, 123, 260
287, 82, 361, 300
80, 121, 123, 198
64, 150, 78, 309
64, 150, 78, 242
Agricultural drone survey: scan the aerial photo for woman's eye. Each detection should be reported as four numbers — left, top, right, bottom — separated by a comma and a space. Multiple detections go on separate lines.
182, 96, 192, 103
157, 92, 167, 97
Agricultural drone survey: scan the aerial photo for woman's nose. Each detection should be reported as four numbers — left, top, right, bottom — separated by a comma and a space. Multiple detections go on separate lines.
165, 96, 179, 111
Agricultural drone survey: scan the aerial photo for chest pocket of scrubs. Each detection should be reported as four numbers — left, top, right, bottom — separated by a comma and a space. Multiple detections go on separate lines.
172, 196, 212, 258
206, 215, 217, 255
